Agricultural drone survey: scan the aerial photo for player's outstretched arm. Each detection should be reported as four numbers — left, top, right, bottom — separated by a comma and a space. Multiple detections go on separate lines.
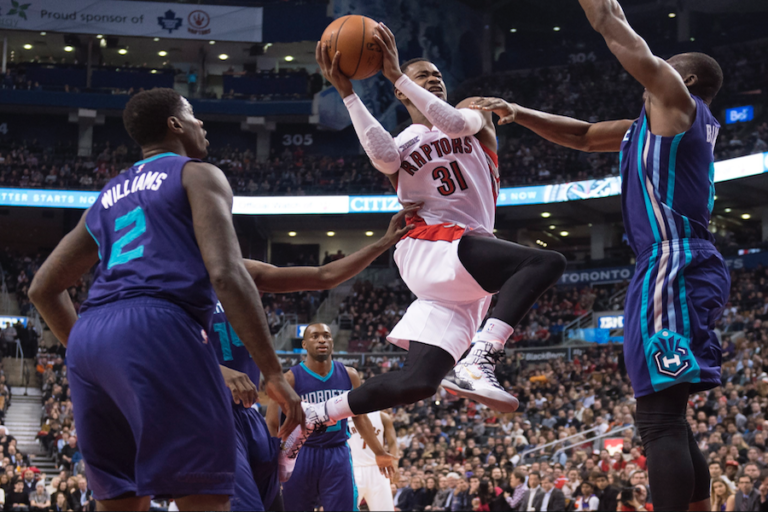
471, 97, 633, 153
374, 23, 487, 140
579, 0, 694, 114
315, 41, 400, 175
244, 204, 420, 293
183, 161, 303, 441
29, 211, 99, 346
347, 367, 398, 480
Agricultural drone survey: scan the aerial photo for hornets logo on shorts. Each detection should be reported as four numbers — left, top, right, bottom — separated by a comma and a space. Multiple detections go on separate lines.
644, 329, 701, 392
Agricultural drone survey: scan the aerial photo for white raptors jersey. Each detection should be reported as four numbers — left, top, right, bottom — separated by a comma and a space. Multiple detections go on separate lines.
349, 412, 384, 468
394, 124, 500, 238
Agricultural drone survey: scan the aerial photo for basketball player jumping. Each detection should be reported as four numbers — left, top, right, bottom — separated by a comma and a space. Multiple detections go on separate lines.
211, 206, 417, 511
267, 323, 397, 512
469, 1, 728, 509
349, 410, 399, 512
287, 25, 567, 446
28, 89, 303, 511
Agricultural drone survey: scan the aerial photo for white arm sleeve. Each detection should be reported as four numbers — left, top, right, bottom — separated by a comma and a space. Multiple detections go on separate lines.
395, 75, 485, 138
344, 93, 401, 175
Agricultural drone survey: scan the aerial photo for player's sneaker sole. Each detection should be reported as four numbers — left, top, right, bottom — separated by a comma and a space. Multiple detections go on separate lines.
441, 375, 520, 413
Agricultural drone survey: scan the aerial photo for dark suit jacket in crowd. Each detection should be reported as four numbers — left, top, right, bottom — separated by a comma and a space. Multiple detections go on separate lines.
533, 488, 566, 512
735, 489, 761, 512
396, 487, 416, 512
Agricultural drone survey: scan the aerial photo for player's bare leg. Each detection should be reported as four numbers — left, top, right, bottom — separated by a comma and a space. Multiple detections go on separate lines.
96, 495, 151, 511
175, 494, 230, 511
689, 498, 711, 511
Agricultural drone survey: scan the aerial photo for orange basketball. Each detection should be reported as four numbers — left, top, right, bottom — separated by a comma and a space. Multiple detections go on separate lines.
321, 15, 383, 80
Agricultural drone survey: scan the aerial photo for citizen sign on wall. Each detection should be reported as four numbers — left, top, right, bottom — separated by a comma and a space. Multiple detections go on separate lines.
0, 0, 263, 42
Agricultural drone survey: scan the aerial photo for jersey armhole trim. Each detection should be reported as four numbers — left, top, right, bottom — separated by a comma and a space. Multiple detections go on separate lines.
85, 221, 101, 260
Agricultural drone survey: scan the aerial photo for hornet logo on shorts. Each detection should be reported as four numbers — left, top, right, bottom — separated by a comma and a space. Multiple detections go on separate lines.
652, 330, 691, 378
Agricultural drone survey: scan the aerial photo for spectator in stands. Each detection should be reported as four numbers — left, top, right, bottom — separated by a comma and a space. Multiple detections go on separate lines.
29, 480, 50, 510
533, 475, 565, 511
59, 436, 79, 472
52, 492, 69, 512
21, 470, 36, 495
711, 477, 735, 512
521, 471, 542, 511
7, 479, 30, 511
504, 469, 527, 510
70, 478, 94, 512
735, 475, 760, 511
395, 476, 416, 511
50, 480, 70, 510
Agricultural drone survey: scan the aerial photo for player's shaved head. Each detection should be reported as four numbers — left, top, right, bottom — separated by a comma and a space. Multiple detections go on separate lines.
667, 52, 723, 104
123, 88, 185, 147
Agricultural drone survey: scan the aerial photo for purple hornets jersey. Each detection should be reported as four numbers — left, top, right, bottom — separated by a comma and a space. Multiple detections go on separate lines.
619, 95, 720, 255
210, 299, 261, 386
81, 153, 216, 330
290, 361, 352, 448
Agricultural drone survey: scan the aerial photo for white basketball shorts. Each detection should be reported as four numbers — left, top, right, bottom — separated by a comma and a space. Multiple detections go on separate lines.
354, 465, 395, 512
388, 231, 493, 362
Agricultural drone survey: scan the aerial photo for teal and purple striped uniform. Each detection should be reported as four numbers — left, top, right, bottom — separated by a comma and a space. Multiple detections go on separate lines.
210, 301, 280, 512
282, 361, 358, 511
69, 153, 235, 499
620, 96, 730, 397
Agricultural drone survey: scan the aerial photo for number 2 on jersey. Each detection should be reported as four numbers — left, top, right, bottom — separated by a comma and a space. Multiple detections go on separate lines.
433, 161, 468, 196
108, 206, 146, 269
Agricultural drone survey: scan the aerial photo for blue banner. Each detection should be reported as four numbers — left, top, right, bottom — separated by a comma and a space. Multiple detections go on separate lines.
0, 188, 98, 208
3, 152, 766, 214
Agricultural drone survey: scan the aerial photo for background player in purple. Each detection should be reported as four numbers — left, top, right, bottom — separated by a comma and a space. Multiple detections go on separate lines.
467, 1, 727, 509
27, 88, 303, 511
267, 323, 397, 512
210, 206, 418, 512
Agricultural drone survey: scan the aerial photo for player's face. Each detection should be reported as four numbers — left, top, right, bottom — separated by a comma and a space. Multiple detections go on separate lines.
406, 61, 446, 100
176, 98, 209, 160
303, 324, 334, 361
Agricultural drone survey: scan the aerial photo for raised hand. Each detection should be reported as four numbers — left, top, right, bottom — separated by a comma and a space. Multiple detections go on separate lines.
469, 97, 519, 125
315, 41, 354, 98
373, 23, 402, 83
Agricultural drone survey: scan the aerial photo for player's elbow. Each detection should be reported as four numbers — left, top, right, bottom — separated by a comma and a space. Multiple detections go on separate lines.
207, 264, 244, 293
28, 276, 45, 306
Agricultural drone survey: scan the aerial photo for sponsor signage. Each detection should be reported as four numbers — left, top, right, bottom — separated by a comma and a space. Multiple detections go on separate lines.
560, 265, 634, 285
3, 152, 766, 214
277, 352, 407, 369
0, 316, 27, 328
604, 438, 624, 455
0, 0, 262, 42
725, 106, 754, 125
598, 314, 624, 330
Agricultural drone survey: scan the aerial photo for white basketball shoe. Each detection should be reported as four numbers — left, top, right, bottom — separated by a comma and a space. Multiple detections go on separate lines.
441, 341, 519, 413
277, 401, 334, 482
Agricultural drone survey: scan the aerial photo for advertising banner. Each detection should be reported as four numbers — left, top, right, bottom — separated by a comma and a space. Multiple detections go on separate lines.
2, 152, 765, 214
0, 0, 263, 42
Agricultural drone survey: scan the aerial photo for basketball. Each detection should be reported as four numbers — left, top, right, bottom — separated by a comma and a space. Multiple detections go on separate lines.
321, 15, 383, 80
